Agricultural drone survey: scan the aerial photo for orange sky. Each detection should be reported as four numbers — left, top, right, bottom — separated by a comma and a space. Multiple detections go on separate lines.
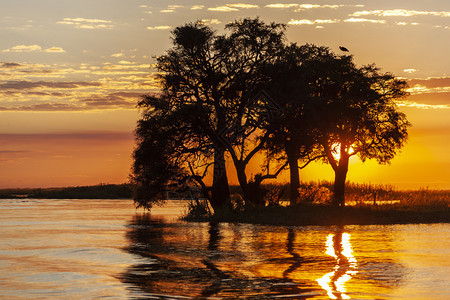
0, 1, 449, 189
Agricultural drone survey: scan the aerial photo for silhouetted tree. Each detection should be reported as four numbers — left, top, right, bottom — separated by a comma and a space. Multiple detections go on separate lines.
264, 44, 329, 204
131, 95, 212, 209
304, 50, 411, 206
133, 18, 287, 209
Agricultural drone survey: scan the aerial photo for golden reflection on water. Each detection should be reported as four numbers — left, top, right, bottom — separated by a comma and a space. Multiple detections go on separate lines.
317, 230, 358, 299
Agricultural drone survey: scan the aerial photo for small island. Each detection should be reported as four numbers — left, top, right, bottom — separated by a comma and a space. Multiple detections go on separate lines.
128, 18, 449, 226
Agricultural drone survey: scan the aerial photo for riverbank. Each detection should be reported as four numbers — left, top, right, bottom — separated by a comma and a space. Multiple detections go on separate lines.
0, 184, 133, 199
183, 203, 450, 226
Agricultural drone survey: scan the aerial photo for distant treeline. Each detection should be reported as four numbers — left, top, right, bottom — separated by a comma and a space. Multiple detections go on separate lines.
0, 183, 134, 199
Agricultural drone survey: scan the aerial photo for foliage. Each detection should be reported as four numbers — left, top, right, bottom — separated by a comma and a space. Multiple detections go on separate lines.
133, 18, 411, 210
297, 182, 332, 204
132, 18, 288, 210
183, 200, 212, 221
295, 46, 410, 206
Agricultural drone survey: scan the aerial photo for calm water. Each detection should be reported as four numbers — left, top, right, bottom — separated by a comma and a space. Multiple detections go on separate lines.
0, 199, 449, 299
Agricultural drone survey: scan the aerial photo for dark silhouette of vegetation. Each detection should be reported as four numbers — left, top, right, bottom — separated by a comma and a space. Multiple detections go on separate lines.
0, 183, 133, 199
132, 18, 411, 211
132, 18, 288, 210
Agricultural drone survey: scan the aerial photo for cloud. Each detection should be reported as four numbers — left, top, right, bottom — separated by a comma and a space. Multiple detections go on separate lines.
208, 3, 258, 12
208, 6, 239, 12
295, 4, 339, 11
403, 69, 417, 73
3, 45, 66, 53
147, 26, 171, 30
344, 18, 386, 24
57, 18, 113, 29
3, 45, 42, 52
396, 100, 449, 110
200, 19, 222, 25
289, 17, 384, 26
0, 80, 101, 90
111, 52, 124, 58
266, 3, 364, 10
80, 91, 141, 108
0, 91, 141, 111
288, 19, 339, 25
407, 92, 450, 106
227, 4, 258, 9
408, 77, 450, 90
351, 9, 450, 18
168, 5, 183, 9
44, 47, 66, 53
191, 5, 205, 10
1, 62, 23, 68
0, 103, 82, 111
266, 4, 300, 9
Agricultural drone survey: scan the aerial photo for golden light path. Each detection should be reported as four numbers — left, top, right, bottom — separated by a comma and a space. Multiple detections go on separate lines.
317, 232, 358, 299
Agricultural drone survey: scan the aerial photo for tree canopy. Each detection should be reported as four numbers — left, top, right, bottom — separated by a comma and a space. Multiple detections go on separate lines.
132, 18, 410, 210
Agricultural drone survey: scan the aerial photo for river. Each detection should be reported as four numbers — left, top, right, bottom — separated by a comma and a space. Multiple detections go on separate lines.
0, 199, 448, 299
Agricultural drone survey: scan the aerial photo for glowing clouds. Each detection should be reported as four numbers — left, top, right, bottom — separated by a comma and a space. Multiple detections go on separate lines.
146, 26, 171, 30
208, 3, 259, 12
351, 9, 450, 18
3, 45, 66, 53
57, 18, 114, 29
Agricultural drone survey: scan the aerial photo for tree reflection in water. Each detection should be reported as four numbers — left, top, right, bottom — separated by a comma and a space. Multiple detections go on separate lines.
120, 214, 406, 299
120, 214, 316, 298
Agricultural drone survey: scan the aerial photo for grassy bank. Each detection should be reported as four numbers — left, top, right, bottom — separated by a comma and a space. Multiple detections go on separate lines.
184, 182, 450, 226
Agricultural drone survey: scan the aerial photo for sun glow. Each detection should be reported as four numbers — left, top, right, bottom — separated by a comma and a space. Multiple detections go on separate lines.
331, 143, 355, 161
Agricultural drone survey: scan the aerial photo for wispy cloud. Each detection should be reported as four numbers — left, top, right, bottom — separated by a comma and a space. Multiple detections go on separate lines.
57, 18, 114, 29
408, 77, 450, 90
191, 5, 205, 10
147, 26, 171, 30
3, 45, 42, 52
344, 18, 386, 24
288, 19, 340, 25
111, 52, 124, 58
0, 80, 101, 90
289, 17, 385, 26
208, 6, 239, 12
200, 19, 222, 25
351, 9, 450, 18
208, 3, 258, 12
227, 3, 259, 9
160, 4, 184, 12
0, 90, 140, 111
44, 47, 66, 53
2, 45, 66, 53
80, 91, 141, 108
1, 62, 23, 68
396, 100, 449, 110
266, 4, 300, 9
266, 3, 364, 10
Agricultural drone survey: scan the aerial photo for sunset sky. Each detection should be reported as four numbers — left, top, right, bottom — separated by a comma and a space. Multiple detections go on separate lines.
0, 0, 449, 189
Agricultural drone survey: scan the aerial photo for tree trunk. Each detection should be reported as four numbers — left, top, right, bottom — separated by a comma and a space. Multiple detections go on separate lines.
332, 157, 349, 207
234, 161, 252, 204
287, 153, 300, 205
210, 148, 230, 212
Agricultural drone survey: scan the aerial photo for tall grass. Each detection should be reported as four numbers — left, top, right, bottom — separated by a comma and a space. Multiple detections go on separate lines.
225, 181, 450, 208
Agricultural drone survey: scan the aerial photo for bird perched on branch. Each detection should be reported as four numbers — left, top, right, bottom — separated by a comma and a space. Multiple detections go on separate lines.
339, 46, 349, 52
